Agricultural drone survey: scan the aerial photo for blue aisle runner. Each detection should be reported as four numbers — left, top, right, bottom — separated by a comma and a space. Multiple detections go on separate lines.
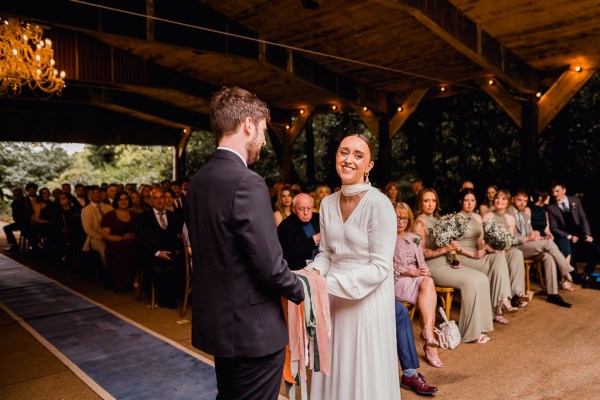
0, 255, 217, 399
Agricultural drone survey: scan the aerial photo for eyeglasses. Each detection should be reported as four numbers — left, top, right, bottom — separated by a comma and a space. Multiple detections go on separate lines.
397, 216, 409, 222
296, 207, 313, 212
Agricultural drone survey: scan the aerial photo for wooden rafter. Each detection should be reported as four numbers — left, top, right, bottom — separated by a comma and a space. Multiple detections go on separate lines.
538, 62, 600, 132
379, 0, 540, 93
389, 88, 429, 139
351, 104, 380, 138
289, 106, 316, 145
476, 78, 523, 128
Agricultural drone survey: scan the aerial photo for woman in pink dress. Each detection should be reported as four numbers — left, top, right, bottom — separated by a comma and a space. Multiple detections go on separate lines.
393, 202, 442, 368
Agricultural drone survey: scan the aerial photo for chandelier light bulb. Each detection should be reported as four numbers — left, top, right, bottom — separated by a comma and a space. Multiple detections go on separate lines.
0, 17, 67, 97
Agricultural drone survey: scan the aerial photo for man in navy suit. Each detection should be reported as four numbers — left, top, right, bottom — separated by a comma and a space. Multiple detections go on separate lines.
186, 87, 304, 399
547, 182, 600, 281
137, 188, 184, 308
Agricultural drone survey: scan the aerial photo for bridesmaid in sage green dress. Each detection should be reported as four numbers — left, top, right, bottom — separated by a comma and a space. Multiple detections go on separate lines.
483, 189, 528, 307
457, 189, 517, 325
413, 188, 493, 344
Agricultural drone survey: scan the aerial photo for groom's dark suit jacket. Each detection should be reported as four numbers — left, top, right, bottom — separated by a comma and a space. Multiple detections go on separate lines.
547, 195, 591, 238
186, 149, 304, 358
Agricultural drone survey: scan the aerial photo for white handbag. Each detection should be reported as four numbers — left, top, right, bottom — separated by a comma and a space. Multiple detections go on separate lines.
434, 307, 461, 349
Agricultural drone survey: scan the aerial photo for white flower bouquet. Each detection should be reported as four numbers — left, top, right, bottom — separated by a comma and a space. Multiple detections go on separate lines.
432, 213, 470, 266
482, 220, 518, 250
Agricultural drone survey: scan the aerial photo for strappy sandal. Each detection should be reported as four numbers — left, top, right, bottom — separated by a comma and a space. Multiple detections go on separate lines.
560, 279, 576, 292
500, 299, 518, 313
511, 294, 529, 309
476, 333, 491, 344
493, 315, 509, 325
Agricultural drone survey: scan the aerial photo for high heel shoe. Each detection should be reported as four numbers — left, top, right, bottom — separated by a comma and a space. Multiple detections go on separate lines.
422, 343, 443, 368
500, 298, 518, 313
420, 331, 439, 348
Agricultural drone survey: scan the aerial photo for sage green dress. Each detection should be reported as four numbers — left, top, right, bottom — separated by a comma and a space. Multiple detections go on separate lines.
491, 212, 526, 296
458, 212, 512, 311
419, 214, 493, 342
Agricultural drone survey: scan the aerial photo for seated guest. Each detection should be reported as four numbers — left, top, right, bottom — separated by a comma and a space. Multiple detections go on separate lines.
273, 188, 294, 226
385, 182, 402, 206
530, 189, 552, 237
81, 185, 113, 267
405, 178, 423, 211
312, 184, 331, 213
3, 188, 28, 252
72, 184, 89, 211
482, 190, 528, 307
507, 189, 574, 306
103, 183, 118, 206
164, 188, 176, 213
101, 191, 138, 293
171, 180, 186, 212
479, 184, 497, 216
277, 193, 320, 270
129, 191, 146, 214
395, 302, 438, 395
54, 193, 86, 265
413, 188, 493, 344
393, 202, 442, 367
548, 182, 600, 283
139, 184, 153, 209
137, 188, 184, 308
457, 189, 515, 324
31, 187, 59, 252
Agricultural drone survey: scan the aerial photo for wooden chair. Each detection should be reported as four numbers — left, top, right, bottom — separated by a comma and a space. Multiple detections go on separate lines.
524, 259, 545, 292
435, 286, 456, 320
179, 233, 192, 318
401, 301, 417, 321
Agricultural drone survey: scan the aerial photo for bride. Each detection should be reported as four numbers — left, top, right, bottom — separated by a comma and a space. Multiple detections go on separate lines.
310, 134, 400, 400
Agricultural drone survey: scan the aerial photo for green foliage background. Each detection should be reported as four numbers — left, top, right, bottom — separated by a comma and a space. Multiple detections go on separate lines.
2, 73, 599, 222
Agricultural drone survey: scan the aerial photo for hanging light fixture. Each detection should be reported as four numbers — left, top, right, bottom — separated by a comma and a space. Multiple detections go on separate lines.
0, 17, 66, 97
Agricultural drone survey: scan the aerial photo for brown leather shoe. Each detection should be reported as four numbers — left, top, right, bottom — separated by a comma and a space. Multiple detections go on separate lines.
400, 372, 438, 395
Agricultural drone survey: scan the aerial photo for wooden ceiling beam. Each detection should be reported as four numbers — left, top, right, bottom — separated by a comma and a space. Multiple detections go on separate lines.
4, 0, 385, 112
537, 62, 600, 133
0, 98, 181, 146
379, 0, 540, 93
389, 88, 429, 140
476, 78, 523, 127
351, 104, 380, 138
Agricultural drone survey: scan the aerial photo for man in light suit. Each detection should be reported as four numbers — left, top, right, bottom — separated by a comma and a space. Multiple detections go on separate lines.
186, 87, 304, 400
81, 185, 112, 267
547, 182, 600, 282
507, 189, 573, 307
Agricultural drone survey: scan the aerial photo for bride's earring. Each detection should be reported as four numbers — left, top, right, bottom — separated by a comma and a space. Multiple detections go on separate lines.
364, 171, 370, 182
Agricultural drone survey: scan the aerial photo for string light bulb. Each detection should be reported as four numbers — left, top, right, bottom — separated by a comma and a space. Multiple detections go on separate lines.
105, 145, 110, 149
488, 79, 495, 86
331, 105, 337, 111
183, 128, 188, 133
575, 66, 582, 72
440, 86, 447, 92
299, 109, 305, 115
397, 106, 403, 112
285, 124, 290, 130
535, 91, 542, 98
362, 106, 368, 111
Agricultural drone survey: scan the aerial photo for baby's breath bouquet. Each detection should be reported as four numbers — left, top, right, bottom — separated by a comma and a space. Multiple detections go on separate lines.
482, 220, 518, 250
432, 213, 470, 266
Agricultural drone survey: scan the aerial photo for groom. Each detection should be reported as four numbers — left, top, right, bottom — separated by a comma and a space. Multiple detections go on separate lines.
185, 86, 304, 399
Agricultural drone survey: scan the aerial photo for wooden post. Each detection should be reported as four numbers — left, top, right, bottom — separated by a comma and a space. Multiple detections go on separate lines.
173, 127, 191, 180
305, 114, 315, 185
520, 97, 539, 189
377, 115, 391, 186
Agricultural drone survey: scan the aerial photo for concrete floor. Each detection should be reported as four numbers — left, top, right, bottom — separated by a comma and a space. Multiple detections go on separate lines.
1, 227, 600, 400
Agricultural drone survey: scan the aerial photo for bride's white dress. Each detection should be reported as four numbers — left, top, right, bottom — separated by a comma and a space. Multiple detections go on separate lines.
310, 187, 400, 400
